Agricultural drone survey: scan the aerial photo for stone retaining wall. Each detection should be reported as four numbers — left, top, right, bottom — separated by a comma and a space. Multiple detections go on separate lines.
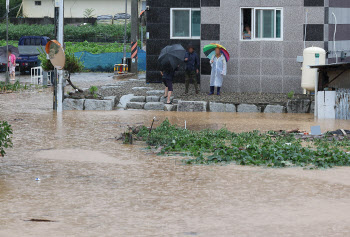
64, 90, 314, 114
63, 97, 117, 111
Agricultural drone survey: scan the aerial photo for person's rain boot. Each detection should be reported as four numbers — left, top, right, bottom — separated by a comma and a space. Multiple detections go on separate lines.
217, 87, 221, 96
208, 86, 214, 95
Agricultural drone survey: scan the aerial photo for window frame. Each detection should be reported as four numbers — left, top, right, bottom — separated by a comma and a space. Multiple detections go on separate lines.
240, 7, 283, 41
35, 1, 42, 6
170, 8, 201, 40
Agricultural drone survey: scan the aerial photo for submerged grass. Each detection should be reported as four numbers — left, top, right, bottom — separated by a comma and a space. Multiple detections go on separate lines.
137, 119, 350, 169
0, 81, 30, 92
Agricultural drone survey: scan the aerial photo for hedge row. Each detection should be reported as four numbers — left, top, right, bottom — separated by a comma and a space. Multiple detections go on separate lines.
0, 40, 131, 54
0, 23, 131, 42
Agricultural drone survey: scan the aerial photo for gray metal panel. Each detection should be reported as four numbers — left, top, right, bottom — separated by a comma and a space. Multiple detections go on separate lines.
329, 7, 350, 24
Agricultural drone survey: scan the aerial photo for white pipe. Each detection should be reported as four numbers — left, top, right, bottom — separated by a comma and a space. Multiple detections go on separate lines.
332, 12, 338, 63
314, 70, 319, 118
304, 10, 308, 49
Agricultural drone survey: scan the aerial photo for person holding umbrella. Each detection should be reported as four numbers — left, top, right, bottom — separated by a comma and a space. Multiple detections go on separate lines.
184, 45, 199, 94
158, 44, 186, 104
203, 44, 229, 96
160, 66, 178, 104
8, 49, 16, 81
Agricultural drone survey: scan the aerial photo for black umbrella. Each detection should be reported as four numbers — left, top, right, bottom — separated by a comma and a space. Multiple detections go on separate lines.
0, 45, 20, 64
158, 44, 186, 71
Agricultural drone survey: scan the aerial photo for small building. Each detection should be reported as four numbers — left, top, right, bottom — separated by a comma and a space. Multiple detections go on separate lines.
311, 62, 350, 120
146, 0, 350, 93
22, 0, 146, 18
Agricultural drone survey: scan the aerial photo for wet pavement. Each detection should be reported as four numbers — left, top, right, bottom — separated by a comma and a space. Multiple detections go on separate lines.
0, 72, 116, 91
1, 90, 350, 236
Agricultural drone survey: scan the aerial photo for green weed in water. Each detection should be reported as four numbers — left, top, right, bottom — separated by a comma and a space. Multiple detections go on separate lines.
136, 119, 350, 169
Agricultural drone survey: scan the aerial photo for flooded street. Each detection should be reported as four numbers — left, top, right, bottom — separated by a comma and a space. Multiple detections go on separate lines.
1, 91, 350, 236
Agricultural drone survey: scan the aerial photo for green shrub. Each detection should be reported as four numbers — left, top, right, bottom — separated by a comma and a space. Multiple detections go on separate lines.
0, 23, 131, 42
38, 47, 54, 72
287, 91, 295, 99
0, 121, 13, 157
89, 86, 98, 94
65, 41, 128, 54
64, 49, 84, 74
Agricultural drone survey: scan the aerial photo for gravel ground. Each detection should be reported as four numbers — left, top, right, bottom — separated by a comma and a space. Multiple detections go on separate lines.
98, 76, 313, 104
1, 72, 313, 104
131, 83, 313, 104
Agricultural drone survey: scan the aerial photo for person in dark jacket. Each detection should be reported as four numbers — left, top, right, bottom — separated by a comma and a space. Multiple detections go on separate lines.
184, 45, 199, 94
161, 66, 178, 104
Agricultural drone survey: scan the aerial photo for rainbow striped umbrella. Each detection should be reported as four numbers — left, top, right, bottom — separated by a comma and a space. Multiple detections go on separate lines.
203, 43, 230, 62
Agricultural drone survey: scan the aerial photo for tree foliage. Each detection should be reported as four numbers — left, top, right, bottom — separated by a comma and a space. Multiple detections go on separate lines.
0, 0, 22, 18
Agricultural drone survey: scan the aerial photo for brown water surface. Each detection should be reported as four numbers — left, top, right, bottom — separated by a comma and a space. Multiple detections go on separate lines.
1, 91, 350, 236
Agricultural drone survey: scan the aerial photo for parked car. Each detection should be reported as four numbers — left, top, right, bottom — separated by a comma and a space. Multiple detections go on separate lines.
96, 15, 113, 25
17, 36, 51, 74
0, 63, 6, 72
113, 13, 131, 25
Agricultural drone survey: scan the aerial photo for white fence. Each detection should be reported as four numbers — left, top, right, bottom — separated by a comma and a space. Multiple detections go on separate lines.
31, 67, 53, 86
31, 67, 43, 85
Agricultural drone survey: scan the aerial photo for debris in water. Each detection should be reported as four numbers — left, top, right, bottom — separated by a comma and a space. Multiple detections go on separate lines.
184, 232, 198, 236
24, 219, 56, 222
116, 125, 144, 144
149, 117, 156, 134
35, 178, 41, 181
330, 129, 350, 135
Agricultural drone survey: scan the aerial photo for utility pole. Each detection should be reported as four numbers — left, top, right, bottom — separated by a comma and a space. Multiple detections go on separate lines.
130, 0, 138, 74
5, 0, 9, 83
56, 0, 64, 113
53, 2, 59, 110
123, 0, 128, 65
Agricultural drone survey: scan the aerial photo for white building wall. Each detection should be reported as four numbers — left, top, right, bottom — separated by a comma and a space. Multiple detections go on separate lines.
23, 0, 144, 18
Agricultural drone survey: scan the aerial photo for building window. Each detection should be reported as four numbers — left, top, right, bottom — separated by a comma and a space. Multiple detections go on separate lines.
141, 1, 146, 11
35, 1, 41, 6
241, 7, 283, 41
170, 8, 201, 39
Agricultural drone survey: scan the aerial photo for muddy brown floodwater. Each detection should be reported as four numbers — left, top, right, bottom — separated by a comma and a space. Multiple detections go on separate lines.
1, 91, 350, 237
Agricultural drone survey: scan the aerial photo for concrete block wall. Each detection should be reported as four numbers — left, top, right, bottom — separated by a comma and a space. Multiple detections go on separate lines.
200, 0, 327, 94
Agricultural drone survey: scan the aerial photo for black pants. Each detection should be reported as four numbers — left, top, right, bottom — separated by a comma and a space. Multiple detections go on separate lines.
163, 78, 173, 91
185, 70, 199, 93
